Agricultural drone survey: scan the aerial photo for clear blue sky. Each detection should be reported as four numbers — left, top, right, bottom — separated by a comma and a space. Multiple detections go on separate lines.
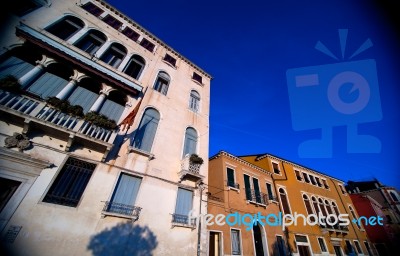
105, 0, 400, 188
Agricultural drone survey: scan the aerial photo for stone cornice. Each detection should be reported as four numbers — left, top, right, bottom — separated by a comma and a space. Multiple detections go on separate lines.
210, 151, 272, 176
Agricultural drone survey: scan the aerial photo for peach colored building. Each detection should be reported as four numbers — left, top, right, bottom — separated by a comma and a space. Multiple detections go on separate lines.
0, 0, 211, 255
208, 151, 286, 256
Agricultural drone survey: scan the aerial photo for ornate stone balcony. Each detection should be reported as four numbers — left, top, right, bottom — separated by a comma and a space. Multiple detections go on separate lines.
178, 154, 204, 182
0, 90, 118, 161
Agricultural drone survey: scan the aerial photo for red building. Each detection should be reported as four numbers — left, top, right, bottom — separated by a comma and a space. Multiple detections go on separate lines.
347, 180, 400, 256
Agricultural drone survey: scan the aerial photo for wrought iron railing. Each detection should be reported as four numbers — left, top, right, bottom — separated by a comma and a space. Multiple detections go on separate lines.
267, 195, 278, 201
227, 180, 240, 189
245, 189, 268, 205
319, 217, 349, 232
172, 213, 196, 227
103, 201, 142, 219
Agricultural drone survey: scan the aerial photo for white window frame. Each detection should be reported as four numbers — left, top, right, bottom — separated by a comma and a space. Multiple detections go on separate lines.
243, 173, 265, 206
353, 240, 363, 255
208, 230, 224, 256
294, 169, 303, 182
294, 234, 312, 256
189, 89, 201, 113
271, 160, 281, 175
338, 183, 347, 195
317, 236, 329, 254
226, 166, 239, 191
277, 186, 292, 215
230, 228, 242, 256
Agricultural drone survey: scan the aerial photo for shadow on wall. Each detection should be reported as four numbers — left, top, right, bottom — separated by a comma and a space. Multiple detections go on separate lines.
87, 222, 158, 256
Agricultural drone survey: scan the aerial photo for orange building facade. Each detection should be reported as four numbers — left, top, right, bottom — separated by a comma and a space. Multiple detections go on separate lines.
241, 153, 373, 256
208, 151, 286, 256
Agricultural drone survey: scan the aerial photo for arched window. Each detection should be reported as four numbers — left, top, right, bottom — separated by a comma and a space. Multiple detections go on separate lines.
389, 191, 399, 202
189, 90, 200, 112
311, 196, 320, 216
303, 194, 313, 215
349, 205, 361, 229
45, 16, 84, 41
318, 198, 328, 218
332, 202, 340, 216
100, 43, 127, 68
153, 71, 170, 95
279, 188, 291, 214
131, 108, 160, 152
123, 55, 145, 80
75, 30, 107, 55
182, 127, 198, 157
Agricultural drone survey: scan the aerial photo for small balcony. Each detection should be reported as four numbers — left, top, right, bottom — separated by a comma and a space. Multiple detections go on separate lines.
178, 155, 204, 182
245, 189, 268, 205
102, 201, 142, 221
171, 213, 196, 229
319, 218, 349, 234
0, 90, 118, 161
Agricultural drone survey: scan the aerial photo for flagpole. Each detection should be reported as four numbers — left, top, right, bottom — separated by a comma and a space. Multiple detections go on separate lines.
119, 87, 147, 147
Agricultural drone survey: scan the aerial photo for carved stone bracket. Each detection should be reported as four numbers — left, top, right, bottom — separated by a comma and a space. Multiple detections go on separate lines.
4, 132, 31, 151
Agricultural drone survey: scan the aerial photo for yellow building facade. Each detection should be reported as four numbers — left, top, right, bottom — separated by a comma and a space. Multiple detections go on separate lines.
241, 153, 372, 256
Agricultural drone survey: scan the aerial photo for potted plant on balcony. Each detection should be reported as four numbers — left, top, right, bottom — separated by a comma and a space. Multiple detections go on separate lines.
46, 97, 84, 117
0, 75, 22, 94
189, 154, 204, 165
84, 111, 117, 130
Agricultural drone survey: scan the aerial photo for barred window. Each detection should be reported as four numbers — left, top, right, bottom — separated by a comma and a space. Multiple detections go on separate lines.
43, 157, 96, 207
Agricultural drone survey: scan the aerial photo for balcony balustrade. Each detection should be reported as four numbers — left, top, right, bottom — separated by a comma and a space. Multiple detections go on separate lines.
171, 213, 196, 228
245, 188, 268, 205
178, 155, 204, 182
0, 90, 117, 161
319, 217, 350, 234
102, 201, 142, 221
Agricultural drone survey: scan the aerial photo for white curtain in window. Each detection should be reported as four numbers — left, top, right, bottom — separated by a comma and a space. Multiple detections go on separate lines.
183, 127, 197, 157
231, 230, 241, 254
174, 188, 193, 216
110, 174, 141, 206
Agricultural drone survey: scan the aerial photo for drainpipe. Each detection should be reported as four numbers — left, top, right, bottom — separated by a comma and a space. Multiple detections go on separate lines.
197, 182, 205, 256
